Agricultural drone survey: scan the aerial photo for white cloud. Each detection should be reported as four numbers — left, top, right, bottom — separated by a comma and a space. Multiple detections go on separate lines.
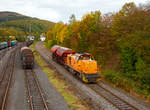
0, 0, 148, 23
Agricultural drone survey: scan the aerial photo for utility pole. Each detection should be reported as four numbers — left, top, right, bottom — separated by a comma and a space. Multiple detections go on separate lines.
29, 23, 32, 34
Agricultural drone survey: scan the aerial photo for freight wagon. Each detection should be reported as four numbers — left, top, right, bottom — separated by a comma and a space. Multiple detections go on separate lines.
7, 41, 12, 47
55, 47, 75, 64
20, 47, 34, 69
11, 40, 17, 46
0, 42, 8, 50
51, 45, 60, 60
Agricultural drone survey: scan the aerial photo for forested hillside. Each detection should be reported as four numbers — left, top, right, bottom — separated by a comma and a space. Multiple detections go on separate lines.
0, 11, 55, 41
45, 2, 150, 100
0, 11, 31, 22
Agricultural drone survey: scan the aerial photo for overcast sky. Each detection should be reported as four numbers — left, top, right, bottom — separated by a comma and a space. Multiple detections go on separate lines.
0, 0, 148, 23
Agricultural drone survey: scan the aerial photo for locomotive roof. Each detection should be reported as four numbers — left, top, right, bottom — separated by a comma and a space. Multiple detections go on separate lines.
75, 53, 93, 57
21, 46, 29, 50
20, 46, 32, 53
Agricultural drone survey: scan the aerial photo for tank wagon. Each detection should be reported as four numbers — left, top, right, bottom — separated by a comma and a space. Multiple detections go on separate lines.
7, 41, 12, 47
51, 45, 101, 83
11, 40, 17, 46
56, 47, 76, 64
51, 45, 60, 60
20, 47, 34, 69
51, 45, 75, 64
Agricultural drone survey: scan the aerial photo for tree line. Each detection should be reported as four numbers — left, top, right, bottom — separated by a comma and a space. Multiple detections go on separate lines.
0, 27, 26, 42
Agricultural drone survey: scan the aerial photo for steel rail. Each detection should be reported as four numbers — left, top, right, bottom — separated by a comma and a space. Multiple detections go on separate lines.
87, 84, 139, 110
24, 69, 34, 110
97, 84, 138, 110
1, 51, 16, 110
31, 70, 49, 110
24, 69, 49, 110
0, 52, 12, 84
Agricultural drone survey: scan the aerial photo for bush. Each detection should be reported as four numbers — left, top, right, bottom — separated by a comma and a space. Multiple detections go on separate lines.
118, 40, 137, 75
103, 68, 150, 96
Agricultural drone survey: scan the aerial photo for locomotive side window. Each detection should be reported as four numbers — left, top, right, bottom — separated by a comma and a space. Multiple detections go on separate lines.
78, 56, 83, 61
75, 56, 78, 60
86, 56, 93, 60
78, 56, 81, 60
81, 55, 93, 60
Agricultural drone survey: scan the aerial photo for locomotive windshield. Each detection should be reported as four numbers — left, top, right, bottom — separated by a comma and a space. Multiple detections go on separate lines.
78, 55, 93, 60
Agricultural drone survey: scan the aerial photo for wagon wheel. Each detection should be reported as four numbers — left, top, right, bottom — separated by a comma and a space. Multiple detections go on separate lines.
81, 73, 88, 83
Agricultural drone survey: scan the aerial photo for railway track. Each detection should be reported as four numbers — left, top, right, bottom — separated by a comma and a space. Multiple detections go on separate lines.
0, 50, 16, 110
0, 51, 12, 83
88, 84, 138, 110
0, 48, 9, 60
24, 69, 49, 110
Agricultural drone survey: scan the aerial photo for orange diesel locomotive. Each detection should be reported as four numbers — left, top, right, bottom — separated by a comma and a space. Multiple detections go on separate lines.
51, 45, 101, 83
66, 53, 101, 83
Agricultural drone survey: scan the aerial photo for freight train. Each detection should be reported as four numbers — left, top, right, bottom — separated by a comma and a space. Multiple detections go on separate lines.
0, 40, 17, 50
0, 40, 33, 50
20, 46, 34, 69
51, 45, 101, 83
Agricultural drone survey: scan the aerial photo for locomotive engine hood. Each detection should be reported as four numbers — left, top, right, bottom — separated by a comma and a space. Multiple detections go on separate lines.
82, 60, 98, 74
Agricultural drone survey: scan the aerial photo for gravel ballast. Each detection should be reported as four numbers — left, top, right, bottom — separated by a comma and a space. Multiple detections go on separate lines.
33, 63, 70, 110
98, 82, 150, 110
